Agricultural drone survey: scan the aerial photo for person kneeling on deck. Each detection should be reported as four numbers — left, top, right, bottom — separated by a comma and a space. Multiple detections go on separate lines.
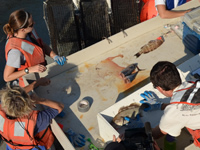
140, 61, 200, 148
0, 83, 64, 150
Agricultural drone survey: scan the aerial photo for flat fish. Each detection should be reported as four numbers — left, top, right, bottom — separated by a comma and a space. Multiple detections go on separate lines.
111, 103, 141, 127
134, 36, 164, 58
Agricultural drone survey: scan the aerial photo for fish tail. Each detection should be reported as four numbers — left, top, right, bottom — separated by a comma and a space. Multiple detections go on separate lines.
134, 52, 141, 58
136, 66, 145, 71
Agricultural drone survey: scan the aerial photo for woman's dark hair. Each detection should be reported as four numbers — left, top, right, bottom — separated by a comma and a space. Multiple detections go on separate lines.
3, 9, 31, 36
150, 61, 181, 91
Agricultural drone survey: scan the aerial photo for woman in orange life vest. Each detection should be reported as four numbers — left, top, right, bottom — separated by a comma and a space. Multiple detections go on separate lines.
3, 9, 67, 87
0, 80, 64, 150
140, 0, 192, 22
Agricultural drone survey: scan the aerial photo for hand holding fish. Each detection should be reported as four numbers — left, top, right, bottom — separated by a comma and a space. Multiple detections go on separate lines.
111, 103, 141, 127
140, 91, 163, 111
124, 115, 144, 128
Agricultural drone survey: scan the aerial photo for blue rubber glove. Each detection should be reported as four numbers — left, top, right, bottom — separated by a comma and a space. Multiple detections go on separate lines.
53, 55, 67, 66
124, 115, 144, 128
140, 91, 162, 112
66, 128, 86, 147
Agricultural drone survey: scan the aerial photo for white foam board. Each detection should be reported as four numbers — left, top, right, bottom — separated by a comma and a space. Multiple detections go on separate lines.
98, 54, 200, 143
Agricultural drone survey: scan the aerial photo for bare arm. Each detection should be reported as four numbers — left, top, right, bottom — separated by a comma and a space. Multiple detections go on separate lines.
157, 5, 191, 19
32, 94, 64, 113
42, 43, 57, 58
23, 77, 51, 93
4, 65, 25, 82
4, 64, 46, 82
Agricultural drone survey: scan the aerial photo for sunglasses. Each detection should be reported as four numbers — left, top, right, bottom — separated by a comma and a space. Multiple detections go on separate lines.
28, 22, 34, 28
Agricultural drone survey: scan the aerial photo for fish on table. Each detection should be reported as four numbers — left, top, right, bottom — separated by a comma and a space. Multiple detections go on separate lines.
134, 36, 164, 58
120, 63, 143, 84
111, 103, 142, 127
124, 71, 139, 84
120, 63, 139, 78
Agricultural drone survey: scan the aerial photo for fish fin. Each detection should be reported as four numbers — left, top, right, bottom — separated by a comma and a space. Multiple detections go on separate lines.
118, 106, 126, 113
136, 66, 145, 71
129, 103, 140, 107
148, 40, 155, 43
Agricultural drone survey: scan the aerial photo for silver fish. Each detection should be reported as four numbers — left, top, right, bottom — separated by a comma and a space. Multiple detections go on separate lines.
120, 63, 141, 79
124, 71, 139, 84
111, 103, 141, 127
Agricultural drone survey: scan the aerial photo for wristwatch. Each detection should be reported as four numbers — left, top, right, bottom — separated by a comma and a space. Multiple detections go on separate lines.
24, 68, 29, 74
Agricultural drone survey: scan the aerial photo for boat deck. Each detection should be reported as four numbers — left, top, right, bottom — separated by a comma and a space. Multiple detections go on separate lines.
23, 0, 199, 149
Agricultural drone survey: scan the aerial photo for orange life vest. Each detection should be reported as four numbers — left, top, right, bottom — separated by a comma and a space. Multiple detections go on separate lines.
5, 28, 46, 87
0, 107, 54, 149
140, 0, 157, 22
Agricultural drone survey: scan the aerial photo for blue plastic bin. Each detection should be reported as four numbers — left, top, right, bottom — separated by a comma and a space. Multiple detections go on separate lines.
182, 22, 200, 55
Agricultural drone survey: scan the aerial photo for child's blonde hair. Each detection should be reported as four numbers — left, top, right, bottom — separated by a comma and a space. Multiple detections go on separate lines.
0, 83, 35, 118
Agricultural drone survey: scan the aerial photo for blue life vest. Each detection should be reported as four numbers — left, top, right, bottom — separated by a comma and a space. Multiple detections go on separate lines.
166, 0, 186, 10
